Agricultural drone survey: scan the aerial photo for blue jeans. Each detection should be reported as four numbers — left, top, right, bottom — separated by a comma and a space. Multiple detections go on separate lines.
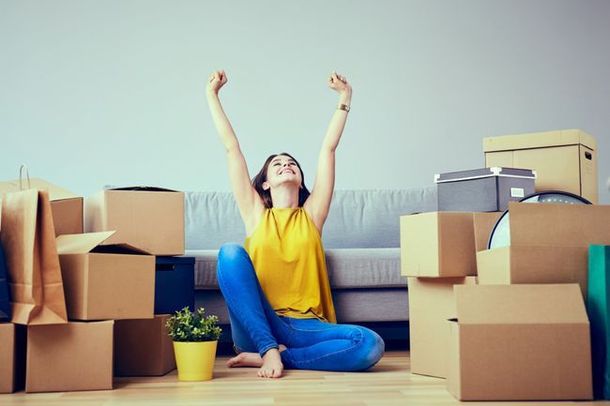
217, 243, 385, 372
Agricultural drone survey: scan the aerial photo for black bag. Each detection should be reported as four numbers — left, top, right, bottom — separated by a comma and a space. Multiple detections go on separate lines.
0, 241, 11, 321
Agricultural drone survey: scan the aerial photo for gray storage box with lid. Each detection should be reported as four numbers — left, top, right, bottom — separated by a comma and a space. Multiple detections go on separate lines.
435, 167, 536, 212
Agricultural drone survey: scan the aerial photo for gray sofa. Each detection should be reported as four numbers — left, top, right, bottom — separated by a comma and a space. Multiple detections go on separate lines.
185, 188, 437, 340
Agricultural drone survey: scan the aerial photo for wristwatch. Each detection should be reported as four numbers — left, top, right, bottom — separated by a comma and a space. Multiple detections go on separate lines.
338, 103, 350, 112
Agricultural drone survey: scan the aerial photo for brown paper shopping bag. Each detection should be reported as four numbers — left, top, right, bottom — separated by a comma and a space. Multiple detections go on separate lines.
0, 189, 67, 325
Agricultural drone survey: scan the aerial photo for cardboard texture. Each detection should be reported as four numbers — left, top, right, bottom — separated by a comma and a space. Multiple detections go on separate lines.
401, 212, 476, 277
483, 129, 598, 203
114, 315, 176, 376
85, 187, 185, 256
1, 189, 68, 325
447, 284, 592, 401
26, 321, 113, 393
57, 231, 155, 320
477, 203, 610, 297
472, 211, 502, 252
0, 323, 16, 393
155, 256, 195, 314
0, 178, 83, 236
0, 323, 26, 393
478, 245, 589, 296
588, 245, 610, 399
407, 276, 476, 378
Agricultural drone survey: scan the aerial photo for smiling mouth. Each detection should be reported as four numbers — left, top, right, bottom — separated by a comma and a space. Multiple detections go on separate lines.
279, 169, 295, 175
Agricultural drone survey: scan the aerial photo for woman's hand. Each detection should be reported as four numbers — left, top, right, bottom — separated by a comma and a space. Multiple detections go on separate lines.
328, 71, 352, 95
207, 70, 227, 96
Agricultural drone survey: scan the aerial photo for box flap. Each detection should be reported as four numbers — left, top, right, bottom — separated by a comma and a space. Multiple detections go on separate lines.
0, 178, 79, 201
56, 231, 116, 254
106, 186, 179, 192
454, 284, 587, 324
508, 202, 610, 248
91, 243, 151, 255
483, 129, 596, 152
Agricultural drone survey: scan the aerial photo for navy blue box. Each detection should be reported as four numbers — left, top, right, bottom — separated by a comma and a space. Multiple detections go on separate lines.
154, 256, 195, 314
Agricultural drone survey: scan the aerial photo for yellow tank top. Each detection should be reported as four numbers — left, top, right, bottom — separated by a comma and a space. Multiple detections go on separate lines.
244, 207, 336, 322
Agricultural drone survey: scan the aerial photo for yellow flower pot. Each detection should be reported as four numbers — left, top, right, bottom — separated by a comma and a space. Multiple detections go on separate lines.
173, 340, 218, 381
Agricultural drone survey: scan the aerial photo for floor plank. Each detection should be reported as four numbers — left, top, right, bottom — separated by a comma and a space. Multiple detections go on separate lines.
1, 351, 609, 405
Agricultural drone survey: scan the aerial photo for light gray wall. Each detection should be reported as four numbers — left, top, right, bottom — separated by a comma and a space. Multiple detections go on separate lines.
1, 0, 609, 203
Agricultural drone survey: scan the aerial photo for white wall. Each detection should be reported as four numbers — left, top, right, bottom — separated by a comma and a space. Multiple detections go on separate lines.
1, 0, 609, 202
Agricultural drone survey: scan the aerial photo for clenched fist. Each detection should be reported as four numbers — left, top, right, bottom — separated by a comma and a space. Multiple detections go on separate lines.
207, 70, 227, 95
328, 72, 351, 95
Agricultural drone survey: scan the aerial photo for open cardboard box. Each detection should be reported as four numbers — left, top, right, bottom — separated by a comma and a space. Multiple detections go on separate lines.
407, 276, 476, 378
0, 178, 83, 236
85, 187, 184, 256
401, 212, 476, 277
447, 284, 592, 401
477, 203, 610, 297
57, 231, 155, 320
472, 211, 502, 252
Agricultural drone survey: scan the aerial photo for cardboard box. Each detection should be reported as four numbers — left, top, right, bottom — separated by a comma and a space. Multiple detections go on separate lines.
472, 211, 502, 252
114, 315, 176, 376
0, 178, 83, 236
477, 203, 610, 297
407, 276, 476, 378
435, 167, 535, 212
57, 231, 155, 320
447, 284, 592, 401
155, 256, 195, 314
85, 187, 184, 256
26, 321, 113, 393
483, 129, 598, 203
0, 323, 26, 394
587, 245, 610, 399
401, 212, 476, 277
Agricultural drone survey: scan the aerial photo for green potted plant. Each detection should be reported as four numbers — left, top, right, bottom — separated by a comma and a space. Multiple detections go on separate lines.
166, 307, 222, 381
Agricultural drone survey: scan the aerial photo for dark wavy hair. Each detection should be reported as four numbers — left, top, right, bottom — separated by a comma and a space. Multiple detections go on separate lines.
252, 152, 310, 208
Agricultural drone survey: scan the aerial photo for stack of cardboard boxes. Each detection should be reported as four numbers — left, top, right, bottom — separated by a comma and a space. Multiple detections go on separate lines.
401, 129, 601, 401
85, 187, 189, 379
0, 183, 190, 393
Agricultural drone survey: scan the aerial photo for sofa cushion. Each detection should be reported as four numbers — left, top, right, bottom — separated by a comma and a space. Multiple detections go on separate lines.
185, 191, 245, 250
195, 288, 409, 324
185, 188, 437, 250
325, 248, 405, 288
322, 188, 437, 248
188, 247, 406, 290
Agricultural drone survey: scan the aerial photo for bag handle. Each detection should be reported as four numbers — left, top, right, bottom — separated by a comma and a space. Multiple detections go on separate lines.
19, 164, 31, 190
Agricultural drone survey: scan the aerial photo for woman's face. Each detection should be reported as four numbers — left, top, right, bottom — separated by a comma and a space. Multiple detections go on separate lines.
263, 155, 303, 190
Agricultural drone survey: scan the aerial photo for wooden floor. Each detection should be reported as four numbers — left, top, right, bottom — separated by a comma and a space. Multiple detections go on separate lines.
2, 351, 609, 405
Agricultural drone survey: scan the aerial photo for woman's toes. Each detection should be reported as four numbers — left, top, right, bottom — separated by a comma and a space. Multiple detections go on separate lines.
226, 354, 241, 367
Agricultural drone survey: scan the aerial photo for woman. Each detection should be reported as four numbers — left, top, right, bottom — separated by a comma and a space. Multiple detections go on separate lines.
206, 70, 384, 379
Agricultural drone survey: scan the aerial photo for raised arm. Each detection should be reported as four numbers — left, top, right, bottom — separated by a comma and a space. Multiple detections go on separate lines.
206, 70, 263, 231
304, 72, 352, 232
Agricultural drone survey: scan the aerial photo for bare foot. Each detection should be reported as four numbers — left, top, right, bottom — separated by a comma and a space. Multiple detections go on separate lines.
226, 345, 287, 372
226, 352, 263, 368
258, 347, 285, 379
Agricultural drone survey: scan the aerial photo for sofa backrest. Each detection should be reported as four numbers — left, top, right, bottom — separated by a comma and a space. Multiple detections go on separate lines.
185, 188, 437, 250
